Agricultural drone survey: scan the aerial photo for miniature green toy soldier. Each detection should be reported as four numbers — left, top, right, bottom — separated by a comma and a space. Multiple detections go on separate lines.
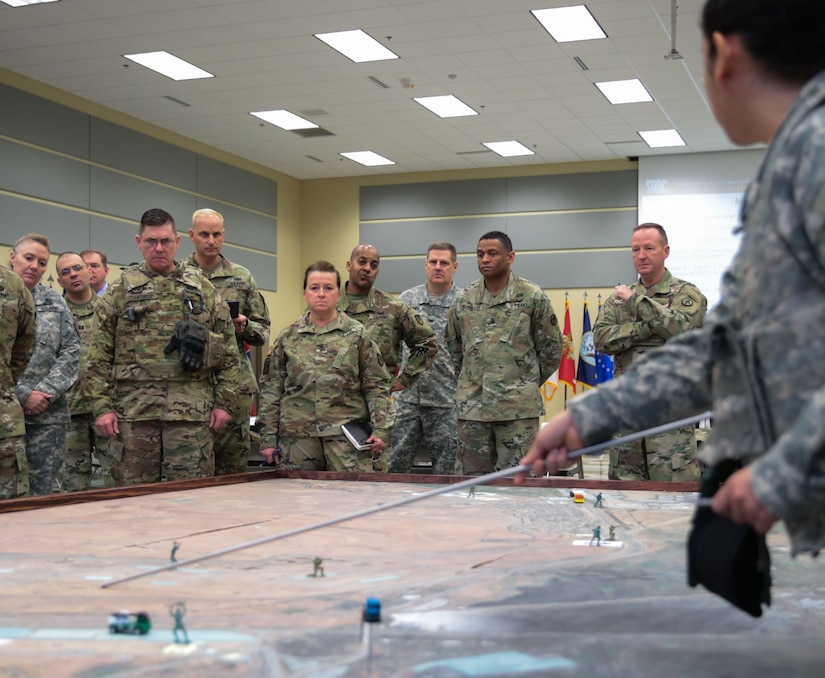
590, 525, 602, 546
594, 492, 604, 508
608, 525, 616, 541
170, 601, 189, 644
310, 557, 325, 577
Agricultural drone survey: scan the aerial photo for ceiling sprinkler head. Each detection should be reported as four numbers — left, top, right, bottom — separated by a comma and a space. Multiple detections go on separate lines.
400, 77, 414, 89
664, 49, 683, 61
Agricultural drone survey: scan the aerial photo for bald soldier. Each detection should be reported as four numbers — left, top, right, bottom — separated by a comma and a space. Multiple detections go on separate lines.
339, 244, 437, 469
187, 208, 270, 475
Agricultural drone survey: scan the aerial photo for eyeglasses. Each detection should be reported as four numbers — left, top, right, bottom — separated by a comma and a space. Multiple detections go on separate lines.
141, 238, 176, 249
58, 264, 87, 276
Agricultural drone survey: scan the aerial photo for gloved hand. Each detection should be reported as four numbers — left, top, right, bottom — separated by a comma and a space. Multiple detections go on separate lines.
164, 320, 208, 372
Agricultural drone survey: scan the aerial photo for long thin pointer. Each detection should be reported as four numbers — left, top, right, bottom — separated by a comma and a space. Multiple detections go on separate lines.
102, 410, 712, 588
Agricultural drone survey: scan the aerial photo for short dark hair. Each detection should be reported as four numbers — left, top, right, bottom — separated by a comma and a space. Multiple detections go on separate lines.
304, 260, 341, 290
427, 241, 457, 262
478, 231, 512, 253
701, 0, 825, 84
633, 222, 668, 245
55, 251, 85, 274
139, 208, 176, 235
81, 249, 108, 267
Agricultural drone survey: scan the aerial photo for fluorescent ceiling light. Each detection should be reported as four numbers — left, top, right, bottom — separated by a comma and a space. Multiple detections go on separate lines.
315, 29, 399, 63
122, 51, 214, 81
532, 5, 606, 43
483, 141, 535, 157
414, 95, 478, 118
250, 110, 318, 131
340, 151, 395, 167
595, 79, 652, 104
639, 129, 685, 148
1, 0, 60, 6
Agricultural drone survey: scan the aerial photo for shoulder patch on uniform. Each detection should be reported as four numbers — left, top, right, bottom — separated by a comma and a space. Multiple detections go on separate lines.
550, 314, 558, 325
681, 299, 694, 307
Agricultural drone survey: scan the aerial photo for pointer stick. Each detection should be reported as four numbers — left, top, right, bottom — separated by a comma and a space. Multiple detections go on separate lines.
102, 411, 711, 588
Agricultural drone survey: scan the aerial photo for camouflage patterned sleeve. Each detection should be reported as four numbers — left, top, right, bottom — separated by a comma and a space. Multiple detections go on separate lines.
258, 338, 286, 449
568, 326, 714, 443
534, 294, 563, 384
593, 295, 655, 355
634, 283, 707, 340
34, 296, 80, 399
238, 275, 270, 347
444, 303, 463, 377
395, 302, 437, 388
358, 336, 394, 441
11, 283, 36, 383
86, 291, 119, 419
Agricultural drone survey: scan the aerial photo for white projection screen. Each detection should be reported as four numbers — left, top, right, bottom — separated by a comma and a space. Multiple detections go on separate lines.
638, 149, 765, 310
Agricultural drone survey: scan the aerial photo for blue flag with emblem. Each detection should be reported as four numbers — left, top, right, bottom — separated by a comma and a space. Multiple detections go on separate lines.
595, 299, 614, 383
576, 300, 597, 390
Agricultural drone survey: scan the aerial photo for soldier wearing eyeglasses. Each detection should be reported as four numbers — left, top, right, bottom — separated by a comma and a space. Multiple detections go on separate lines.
86, 208, 242, 486
55, 251, 112, 491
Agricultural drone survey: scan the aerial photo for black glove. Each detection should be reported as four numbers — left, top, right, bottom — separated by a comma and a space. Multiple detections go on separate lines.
164, 320, 208, 372
687, 460, 772, 618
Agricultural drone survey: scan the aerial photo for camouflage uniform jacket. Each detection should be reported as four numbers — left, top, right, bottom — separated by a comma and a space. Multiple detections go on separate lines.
16, 284, 79, 426
258, 311, 393, 446
186, 253, 270, 395
445, 272, 562, 421
567, 69, 825, 555
65, 295, 99, 416
86, 261, 241, 423
395, 283, 460, 408
593, 269, 707, 376
0, 268, 37, 439
340, 287, 437, 388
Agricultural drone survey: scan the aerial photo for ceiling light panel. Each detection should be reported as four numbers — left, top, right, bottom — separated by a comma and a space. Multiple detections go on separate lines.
595, 79, 653, 105
250, 110, 319, 131
483, 141, 535, 157
1, 0, 59, 6
315, 30, 399, 63
413, 95, 478, 118
532, 5, 607, 43
123, 51, 214, 81
340, 151, 395, 167
639, 129, 685, 148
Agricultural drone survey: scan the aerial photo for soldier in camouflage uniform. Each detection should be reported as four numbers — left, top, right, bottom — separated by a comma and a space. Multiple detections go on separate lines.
11, 235, 80, 496
187, 209, 270, 475
389, 242, 461, 474
259, 261, 393, 472
522, 0, 825, 557
446, 231, 562, 475
55, 252, 112, 491
0, 266, 36, 499
340, 244, 437, 470
593, 223, 707, 481
86, 209, 241, 486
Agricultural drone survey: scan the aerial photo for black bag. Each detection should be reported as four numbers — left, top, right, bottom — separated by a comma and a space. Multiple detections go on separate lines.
687, 460, 772, 617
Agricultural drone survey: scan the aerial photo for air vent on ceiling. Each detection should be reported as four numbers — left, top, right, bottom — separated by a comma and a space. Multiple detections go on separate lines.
457, 149, 493, 155
305, 155, 324, 163
163, 95, 191, 107
573, 56, 589, 71
292, 127, 335, 138
300, 108, 329, 117
367, 75, 390, 89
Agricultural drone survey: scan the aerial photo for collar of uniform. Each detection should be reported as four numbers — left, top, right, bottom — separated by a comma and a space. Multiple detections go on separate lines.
297, 310, 346, 333
634, 268, 673, 296
475, 271, 517, 304
341, 285, 378, 311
